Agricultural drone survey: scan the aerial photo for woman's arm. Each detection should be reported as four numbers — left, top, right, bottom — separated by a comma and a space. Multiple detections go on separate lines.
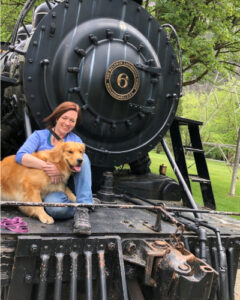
21, 153, 47, 169
16, 131, 62, 183
22, 154, 62, 183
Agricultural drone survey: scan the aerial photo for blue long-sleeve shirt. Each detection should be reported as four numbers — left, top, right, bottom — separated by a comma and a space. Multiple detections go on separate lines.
15, 129, 82, 164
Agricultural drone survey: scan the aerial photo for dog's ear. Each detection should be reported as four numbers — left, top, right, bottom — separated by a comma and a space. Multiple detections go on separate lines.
49, 141, 64, 163
80, 143, 85, 153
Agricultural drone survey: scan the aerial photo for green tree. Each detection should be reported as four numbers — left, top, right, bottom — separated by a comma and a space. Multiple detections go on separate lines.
1, 0, 240, 86
179, 76, 240, 157
145, 0, 240, 85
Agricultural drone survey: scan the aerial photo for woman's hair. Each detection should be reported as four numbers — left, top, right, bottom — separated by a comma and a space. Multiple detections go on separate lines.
43, 101, 82, 129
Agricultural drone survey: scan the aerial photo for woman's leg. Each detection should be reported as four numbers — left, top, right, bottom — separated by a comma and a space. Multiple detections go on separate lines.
74, 154, 93, 204
43, 191, 76, 219
73, 154, 92, 234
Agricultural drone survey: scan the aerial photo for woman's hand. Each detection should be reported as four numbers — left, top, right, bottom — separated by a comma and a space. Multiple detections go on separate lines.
42, 162, 63, 183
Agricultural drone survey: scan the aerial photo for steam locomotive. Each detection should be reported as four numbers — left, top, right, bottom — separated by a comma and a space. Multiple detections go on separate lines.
1, 0, 240, 299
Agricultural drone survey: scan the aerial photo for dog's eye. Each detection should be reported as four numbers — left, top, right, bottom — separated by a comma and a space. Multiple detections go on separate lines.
68, 150, 73, 154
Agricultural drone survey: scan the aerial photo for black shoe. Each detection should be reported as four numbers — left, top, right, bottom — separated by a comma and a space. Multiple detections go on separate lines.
73, 208, 91, 235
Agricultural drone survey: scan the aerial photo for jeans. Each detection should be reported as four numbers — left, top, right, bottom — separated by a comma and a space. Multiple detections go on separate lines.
43, 154, 93, 219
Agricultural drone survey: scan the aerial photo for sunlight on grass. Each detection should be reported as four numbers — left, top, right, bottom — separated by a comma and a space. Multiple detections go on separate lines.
149, 151, 240, 218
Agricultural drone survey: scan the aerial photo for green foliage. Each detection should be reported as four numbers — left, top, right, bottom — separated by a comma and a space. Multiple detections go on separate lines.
145, 0, 240, 85
178, 76, 240, 150
1, 0, 42, 42
2, 0, 239, 85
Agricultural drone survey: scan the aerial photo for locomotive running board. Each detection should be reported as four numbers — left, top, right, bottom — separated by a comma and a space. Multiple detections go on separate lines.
6, 235, 128, 300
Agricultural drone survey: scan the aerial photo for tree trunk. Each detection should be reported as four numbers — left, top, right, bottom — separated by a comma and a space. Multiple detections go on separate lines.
230, 126, 240, 196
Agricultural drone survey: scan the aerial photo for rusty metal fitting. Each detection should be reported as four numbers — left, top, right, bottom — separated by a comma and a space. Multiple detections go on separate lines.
178, 263, 190, 272
153, 241, 168, 248
125, 242, 137, 255
108, 242, 116, 251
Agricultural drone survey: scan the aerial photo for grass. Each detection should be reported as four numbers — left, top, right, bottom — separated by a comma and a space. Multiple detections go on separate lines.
149, 151, 240, 219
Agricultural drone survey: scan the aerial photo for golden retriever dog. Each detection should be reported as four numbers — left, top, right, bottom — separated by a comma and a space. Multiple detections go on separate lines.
0, 141, 85, 224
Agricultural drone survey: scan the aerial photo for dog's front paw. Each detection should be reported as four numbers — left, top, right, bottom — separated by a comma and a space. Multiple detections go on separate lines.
39, 214, 55, 224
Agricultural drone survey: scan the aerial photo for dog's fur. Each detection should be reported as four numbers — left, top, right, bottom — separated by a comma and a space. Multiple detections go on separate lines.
0, 141, 85, 224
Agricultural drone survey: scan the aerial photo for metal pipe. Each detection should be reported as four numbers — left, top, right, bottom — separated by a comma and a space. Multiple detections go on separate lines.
85, 251, 93, 300
54, 253, 64, 300
178, 214, 229, 300
175, 217, 207, 261
70, 252, 78, 300
37, 254, 50, 300
227, 248, 235, 300
98, 250, 107, 300
161, 139, 200, 218
1, 201, 240, 216
22, 100, 32, 137
21, 21, 31, 37
212, 247, 221, 299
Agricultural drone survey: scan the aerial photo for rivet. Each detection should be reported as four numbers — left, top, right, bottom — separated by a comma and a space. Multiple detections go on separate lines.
123, 33, 130, 43
30, 94, 35, 99
106, 29, 113, 41
49, 22, 56, 35
125, 242, 136, 255
94, 117, 100, 124
28, 59, 33, 63
137, 43, 144, 53
138, 112, 145, 119
158, 27, 162, 32
151, 78, 159, 84
36, 112, 41, 116
178, 263, 190, 271
108, 242, 115, 251
25, 274, 33, 284
30, 244, 38, 253
40, 59, 50, 66
41, 25, 46, 31
33, 41, 38, 46
52, 12, 56, 17
27, 76, 32, 81
65, 3, 69, 8
67, 67, 80, 73
74, 48, 86, 57
148, 16, 153, 21
89, 34, 98, 45
137, 6, 141, 11
125, 120, 132, 127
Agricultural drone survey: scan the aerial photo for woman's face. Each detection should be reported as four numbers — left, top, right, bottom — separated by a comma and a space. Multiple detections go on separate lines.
55, 110, 78, 136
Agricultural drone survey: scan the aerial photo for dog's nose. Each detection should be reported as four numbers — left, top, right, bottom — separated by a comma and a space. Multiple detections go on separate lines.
77, 159, 83, 166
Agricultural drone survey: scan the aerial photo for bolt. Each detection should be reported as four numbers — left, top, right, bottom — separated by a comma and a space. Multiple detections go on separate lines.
178, 263, 190, 272
108, 242, 116, 251
25, 273, 32, 284
30, 244, 38, 254
125, 242, 137, 255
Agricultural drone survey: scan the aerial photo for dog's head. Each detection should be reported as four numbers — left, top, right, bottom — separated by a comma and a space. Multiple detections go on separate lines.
51, 141, 85, 172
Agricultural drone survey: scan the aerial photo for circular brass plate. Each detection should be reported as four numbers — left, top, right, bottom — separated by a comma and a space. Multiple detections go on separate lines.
105, 60, 140, 101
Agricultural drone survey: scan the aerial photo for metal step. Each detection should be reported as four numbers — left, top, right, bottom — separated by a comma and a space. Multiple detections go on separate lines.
184, 146, 204, 153
189, 175, 211, 184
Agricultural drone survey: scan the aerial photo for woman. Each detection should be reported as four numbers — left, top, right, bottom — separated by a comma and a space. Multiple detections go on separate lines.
15, 101, 93, 234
